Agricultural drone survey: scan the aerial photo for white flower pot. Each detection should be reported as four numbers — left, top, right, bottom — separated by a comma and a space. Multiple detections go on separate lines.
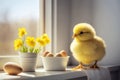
19, 52, 38, 72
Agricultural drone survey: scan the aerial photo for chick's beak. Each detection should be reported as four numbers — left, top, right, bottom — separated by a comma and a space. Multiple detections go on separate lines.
72, 34, 77, 38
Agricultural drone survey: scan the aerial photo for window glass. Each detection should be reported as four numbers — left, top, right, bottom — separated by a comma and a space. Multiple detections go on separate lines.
0, 0, 39, 55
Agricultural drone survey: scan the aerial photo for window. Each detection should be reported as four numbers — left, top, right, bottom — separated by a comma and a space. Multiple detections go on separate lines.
0, 0, 39, 56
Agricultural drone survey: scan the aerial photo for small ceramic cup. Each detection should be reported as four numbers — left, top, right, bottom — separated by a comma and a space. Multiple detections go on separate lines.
41, 56, 70, 71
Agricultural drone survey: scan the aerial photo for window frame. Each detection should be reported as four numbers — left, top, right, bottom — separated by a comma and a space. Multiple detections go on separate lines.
45, 0, 71, 54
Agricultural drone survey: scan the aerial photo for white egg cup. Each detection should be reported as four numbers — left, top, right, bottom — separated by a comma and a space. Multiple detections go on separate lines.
41, 56, 69, 71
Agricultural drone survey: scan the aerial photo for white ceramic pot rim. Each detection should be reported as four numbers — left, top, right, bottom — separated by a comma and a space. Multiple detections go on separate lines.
19, 52, 38, 58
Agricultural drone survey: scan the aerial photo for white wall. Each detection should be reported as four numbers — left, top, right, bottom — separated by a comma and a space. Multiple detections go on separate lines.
51, 0, 120, 66
93, 0, 120, 66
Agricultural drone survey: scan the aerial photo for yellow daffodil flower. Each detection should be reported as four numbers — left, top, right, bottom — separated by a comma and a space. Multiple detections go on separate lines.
14, 39, 23, 50
36, 37, 46, 46
26, 36, 36, 47
41, 34, 50, 44
14, 27, 51, 53
18, 27, 27, 38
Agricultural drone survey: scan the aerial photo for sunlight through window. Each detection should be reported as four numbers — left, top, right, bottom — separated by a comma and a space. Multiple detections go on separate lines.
0, 0, 39, 55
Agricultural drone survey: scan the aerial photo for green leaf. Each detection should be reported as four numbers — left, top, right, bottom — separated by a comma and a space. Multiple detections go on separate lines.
20, 46, 28, 53
29, 47, 34, 53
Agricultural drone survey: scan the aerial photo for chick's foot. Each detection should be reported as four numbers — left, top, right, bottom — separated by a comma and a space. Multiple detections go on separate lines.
90, 61, 99, 69
72, 64, 83, 70
90, 64, 99, 69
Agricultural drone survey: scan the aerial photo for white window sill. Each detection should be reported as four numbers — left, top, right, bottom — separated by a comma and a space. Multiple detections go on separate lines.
0, 65, 120, 80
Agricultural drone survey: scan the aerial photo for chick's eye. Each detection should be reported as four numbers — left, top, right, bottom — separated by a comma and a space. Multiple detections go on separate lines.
80, 32, 83, 34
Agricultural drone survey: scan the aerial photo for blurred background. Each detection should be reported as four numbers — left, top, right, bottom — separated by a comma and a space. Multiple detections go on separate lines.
0, 0, 39, 56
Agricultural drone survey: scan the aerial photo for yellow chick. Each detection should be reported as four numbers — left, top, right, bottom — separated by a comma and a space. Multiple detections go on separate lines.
70, 23, 106, 70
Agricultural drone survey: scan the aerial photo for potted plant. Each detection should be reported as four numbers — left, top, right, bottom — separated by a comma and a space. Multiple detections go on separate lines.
14, 27, 50, 71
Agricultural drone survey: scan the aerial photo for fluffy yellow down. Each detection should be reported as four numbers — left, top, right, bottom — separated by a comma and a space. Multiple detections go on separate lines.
70, 23, 106, 65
